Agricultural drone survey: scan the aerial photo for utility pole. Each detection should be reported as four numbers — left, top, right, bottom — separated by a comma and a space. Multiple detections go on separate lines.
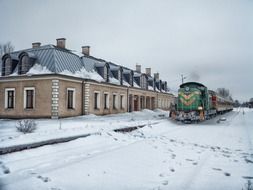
181, 74, 186, 84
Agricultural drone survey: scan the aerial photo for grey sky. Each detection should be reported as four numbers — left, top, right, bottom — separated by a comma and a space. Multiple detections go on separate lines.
0, 0, 252, 102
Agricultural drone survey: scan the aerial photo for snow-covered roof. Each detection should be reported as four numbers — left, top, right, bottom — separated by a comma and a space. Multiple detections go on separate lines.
134, 72, 142, 77
4, 45, 84, 73
1, 44, 170, 92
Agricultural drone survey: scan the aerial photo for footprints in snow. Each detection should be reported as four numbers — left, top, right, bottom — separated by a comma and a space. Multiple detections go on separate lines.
37, 175, 51, 182
30, 172, 51, 183
0, 161, 10, 174
185, 158, 198, 166
212, 168, 231, 177
162, 180, 168, 185
30, 172, 62, 190
212, 168, 222, 171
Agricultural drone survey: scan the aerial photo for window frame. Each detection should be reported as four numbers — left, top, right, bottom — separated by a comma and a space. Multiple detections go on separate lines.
104, 92, 109, 109
113, 93, 118, 110
67, 88, 76, 109
24, 87, 35, 109
120, 95, 124, 109
20, 55, 30, 74
94, 91, 100, 110
4, 88, 15, 109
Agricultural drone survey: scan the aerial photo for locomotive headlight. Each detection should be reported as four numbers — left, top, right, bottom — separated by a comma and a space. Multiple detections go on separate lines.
198, 106, 203, 110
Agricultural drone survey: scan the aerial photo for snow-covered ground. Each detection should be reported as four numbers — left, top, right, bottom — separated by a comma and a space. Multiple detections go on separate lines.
0, 108, 253, 190
0, 109, 168, 149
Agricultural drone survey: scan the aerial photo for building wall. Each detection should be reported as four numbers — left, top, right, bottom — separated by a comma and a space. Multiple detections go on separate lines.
58, 79, 83, 118
157, 93, 175, 110
0, 75, 175, 119
86, 82, 128, 115
0, 78, 52, 118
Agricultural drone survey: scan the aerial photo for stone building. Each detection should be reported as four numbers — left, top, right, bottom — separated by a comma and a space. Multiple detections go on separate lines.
0, 38, 175, 119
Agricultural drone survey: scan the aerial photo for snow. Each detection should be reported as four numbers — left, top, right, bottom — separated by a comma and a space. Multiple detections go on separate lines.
0, 109, 169, 149
9, 71, 18, 76
0, 108, 253, 190
60, 67, 104, 82
133, 81, 140, 88
109, 77, 120, 85
148, 85, 154, 90
27, 64, 53, 75
123, 80, 131, 86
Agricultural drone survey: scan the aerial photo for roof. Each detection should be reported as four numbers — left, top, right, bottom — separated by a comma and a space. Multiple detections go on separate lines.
180, 82, 206, 88
5, 45, 84, 73
1, 43, 170, 92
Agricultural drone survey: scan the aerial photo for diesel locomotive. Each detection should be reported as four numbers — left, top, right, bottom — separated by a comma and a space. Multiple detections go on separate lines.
176, 82, 233, 122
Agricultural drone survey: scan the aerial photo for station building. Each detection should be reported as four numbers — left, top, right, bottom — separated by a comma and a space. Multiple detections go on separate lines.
0, 38, 175, 119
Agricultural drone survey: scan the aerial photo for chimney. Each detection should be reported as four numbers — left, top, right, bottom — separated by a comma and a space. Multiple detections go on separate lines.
136, 64, 141, 73
56, 38, 66, 48
154, 72, 159, 80
82, 46, 90, 56
145, 68, 151, 76
32, 42, 41, 48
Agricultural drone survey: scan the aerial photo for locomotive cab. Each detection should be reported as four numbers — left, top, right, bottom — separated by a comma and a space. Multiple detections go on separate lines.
176, 82, 209, 122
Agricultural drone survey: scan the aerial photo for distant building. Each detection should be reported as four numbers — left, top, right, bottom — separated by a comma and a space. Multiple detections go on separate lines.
0, 38, 175, 119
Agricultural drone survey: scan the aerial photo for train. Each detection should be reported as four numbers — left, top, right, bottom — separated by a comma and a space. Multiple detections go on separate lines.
175, 82, 233, 122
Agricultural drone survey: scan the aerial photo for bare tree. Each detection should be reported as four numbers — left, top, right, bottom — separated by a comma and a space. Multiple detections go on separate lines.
233, 100, 240, 107
0, 42, 15, 57
216, 88, 230, 98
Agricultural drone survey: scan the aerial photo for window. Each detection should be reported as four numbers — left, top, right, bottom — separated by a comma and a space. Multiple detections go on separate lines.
5, 88, 15, 109
120, 95, 124, 109
4, 57, 12, 75
104, 93, 109, 109
24, 87, 35, 109
20, 55, 30, 74
67, 88, 75, 109
94, 92, 100, 109
113, 94, 117, 109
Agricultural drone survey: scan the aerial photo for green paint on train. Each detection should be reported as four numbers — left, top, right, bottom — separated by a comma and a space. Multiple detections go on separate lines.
177, 82, 210, 111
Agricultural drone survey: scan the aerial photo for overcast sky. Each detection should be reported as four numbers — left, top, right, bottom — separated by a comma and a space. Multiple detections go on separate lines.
0, 0, 252, 102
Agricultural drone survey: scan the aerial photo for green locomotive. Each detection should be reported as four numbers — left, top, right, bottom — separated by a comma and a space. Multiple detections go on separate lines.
176, 82, 232, 122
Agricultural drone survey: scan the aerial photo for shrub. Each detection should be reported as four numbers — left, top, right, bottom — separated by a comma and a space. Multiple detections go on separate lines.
16, 119, 37, 134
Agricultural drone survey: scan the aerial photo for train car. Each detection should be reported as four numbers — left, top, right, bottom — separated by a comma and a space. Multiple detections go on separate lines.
176, 82, 233, 123
209, 90, 233, 113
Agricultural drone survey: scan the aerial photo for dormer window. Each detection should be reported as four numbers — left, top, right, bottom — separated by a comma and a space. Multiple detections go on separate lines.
18, 52, 36, 75
20, 55, 29, 74
1, 54, 18, 76
4, 57, 11, 75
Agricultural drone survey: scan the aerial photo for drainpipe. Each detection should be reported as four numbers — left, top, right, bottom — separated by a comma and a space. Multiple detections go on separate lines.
127, 87, 129, 112
157, 92, 158, 109
82, 80, 84, 115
